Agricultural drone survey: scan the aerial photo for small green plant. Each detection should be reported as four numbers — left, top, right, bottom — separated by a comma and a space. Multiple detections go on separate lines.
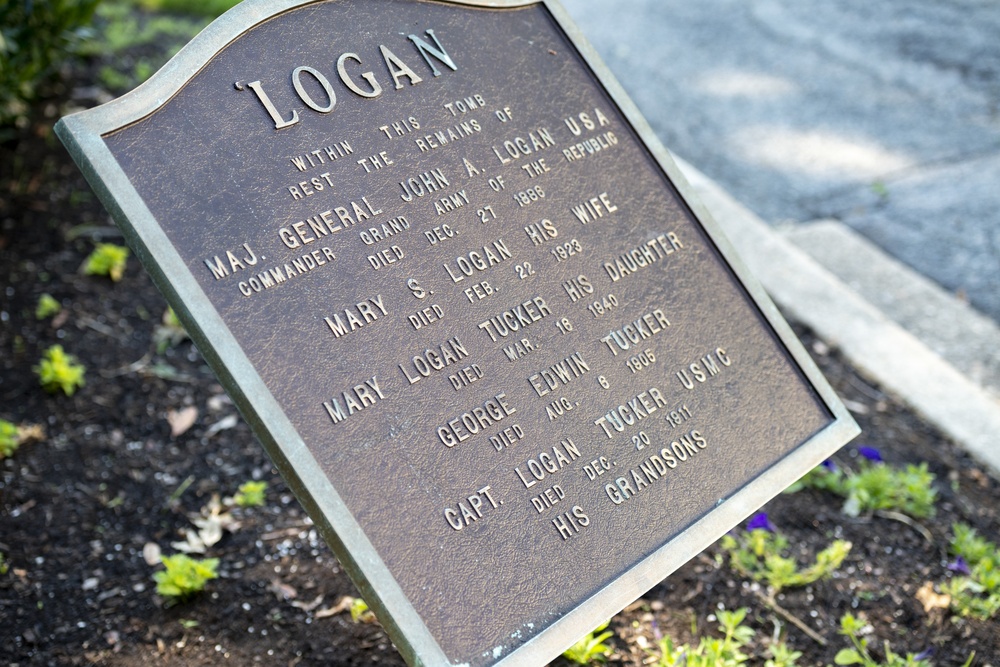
232, 480, 267, 508
0, 552, 9, 575
35, 293, 61, 319
786, 461, 844, 494
766, 642, 804, 667
0, 419, 20, 458
349, 597, 376, 623
841, 462, 937, 518
83, 243, 130, 281
647, 608, 799, 667
790, 450, 937, 519
870, 180, 890, 201
34, 344, 86, 395
721, 513, 851, 592
153, 553, 219, 600
154, 306, 190, 353
941, 523, 1000, 621
562, 621, 614, 665
833, 612, 972, 666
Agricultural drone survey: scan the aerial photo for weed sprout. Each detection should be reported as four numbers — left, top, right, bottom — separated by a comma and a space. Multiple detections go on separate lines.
35, 293, 61, 320
721, 514, 851, 592
562, 621, 614, 665
34, 345, 86, 396
83, 243, 129, 281
153, 553, 219, 601
233, 480, 267, 508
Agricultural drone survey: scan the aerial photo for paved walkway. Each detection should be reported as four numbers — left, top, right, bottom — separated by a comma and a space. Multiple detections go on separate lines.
562, 0, 1000, 321
560, 0, 1000, 474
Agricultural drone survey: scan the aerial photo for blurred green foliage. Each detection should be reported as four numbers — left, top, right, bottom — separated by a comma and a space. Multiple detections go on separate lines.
79, 1, 209, 95
134, 0, 242, 18
1, 0, 101, 126
1, 0, 243, 129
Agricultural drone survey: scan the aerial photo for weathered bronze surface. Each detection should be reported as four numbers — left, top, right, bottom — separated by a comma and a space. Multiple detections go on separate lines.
57, 1, 859, 665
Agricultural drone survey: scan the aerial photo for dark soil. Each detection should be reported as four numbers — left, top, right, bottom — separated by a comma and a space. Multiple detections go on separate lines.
2, 64, 999, 667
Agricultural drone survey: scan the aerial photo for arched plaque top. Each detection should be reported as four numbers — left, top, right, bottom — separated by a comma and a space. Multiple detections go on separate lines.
66, 0, 540, 135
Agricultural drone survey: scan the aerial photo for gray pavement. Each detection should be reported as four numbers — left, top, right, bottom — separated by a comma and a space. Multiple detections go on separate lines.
557, 0, 1000, 472
676, 158, 1000, 477
562, 0, 1000, 320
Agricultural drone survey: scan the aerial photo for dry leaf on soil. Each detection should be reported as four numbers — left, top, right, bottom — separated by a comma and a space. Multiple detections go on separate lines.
916, 581, 951, 613
171, 495, 240, 553
315, 596, 355, 619
205, 414, 238, 438
142, 542, 162, 566
269, 578, 298, 601
291, 594, 325, 612
166, 406, 198, 437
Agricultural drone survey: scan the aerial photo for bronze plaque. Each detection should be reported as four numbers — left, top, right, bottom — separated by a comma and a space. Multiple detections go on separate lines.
57, 1, 859, 665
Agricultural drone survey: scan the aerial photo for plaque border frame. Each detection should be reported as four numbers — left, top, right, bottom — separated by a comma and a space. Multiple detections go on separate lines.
56, 1, 860, 665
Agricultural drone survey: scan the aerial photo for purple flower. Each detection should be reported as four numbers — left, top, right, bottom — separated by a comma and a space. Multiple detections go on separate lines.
650, 617, 662, 641
857, 446, 883, 463
914, 648, 934, 662
947, 556, 971, 576
746, 512, 776, 533
820, 459, 838, 472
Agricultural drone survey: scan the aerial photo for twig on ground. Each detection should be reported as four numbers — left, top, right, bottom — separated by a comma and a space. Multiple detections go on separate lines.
261, 524, 315, 541
754, 590, 828, 646
875, 510, 933, 544
105, 354, 152, 378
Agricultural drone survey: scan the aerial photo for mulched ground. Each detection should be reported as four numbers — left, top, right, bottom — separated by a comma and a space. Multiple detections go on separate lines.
2, 81, 999, 667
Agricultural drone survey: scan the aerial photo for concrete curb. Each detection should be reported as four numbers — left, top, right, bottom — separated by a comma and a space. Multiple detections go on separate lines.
675, 157, 1000, 477
781, 219, 1000, 403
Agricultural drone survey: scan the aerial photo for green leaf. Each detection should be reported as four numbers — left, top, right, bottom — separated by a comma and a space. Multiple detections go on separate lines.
834, 648, 863, 665
35, 293, 61, 320
350, 597, 375, 623
233, 480, 268, 507
83, 243, 130, 281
